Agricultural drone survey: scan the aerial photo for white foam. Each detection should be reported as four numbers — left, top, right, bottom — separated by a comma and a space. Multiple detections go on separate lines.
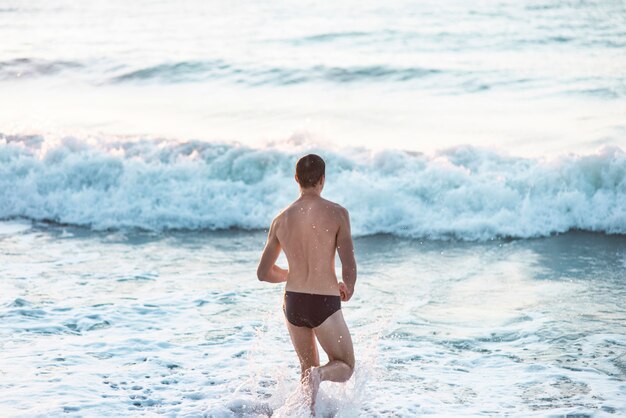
1, 135, 624, 240
0, 220, 32, 235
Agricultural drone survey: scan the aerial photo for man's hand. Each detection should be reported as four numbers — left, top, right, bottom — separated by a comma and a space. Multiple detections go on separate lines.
339, 282, 353, 302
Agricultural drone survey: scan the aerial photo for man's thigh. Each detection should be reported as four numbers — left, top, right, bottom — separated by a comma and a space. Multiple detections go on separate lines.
313, 310, 355, 368
287, 320, 320, 371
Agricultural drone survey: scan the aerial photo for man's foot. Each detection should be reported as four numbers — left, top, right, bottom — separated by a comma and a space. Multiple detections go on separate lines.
304, 366, 321, 415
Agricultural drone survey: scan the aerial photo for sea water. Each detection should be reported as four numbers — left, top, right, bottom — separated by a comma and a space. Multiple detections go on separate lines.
1, 0, 625, 416
0, 225, 624, 416
0, 0, 624, 154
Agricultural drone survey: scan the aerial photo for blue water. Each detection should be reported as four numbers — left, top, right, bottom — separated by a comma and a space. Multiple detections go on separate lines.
1, 0, 624, 96
1, 1, 625, 416
1, 225, 625, 416
1, 135, 624, 239
0, 0, 625, 153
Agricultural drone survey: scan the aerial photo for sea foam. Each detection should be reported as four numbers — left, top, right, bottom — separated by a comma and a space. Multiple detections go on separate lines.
1, 134, 624, 240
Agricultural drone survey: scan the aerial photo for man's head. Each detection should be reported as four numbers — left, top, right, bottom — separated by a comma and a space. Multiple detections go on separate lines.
295, 154, 325, 189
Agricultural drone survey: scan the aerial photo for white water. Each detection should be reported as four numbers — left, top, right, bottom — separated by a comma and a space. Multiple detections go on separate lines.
0, 225, 624, 416
1, 135, 625, 240
1, 1, 625, 416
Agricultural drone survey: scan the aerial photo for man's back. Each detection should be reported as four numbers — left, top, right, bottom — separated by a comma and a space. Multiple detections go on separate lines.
275, 195, 346, 296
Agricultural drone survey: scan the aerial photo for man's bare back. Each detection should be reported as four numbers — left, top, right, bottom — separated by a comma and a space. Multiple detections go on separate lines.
256, 154, 357, 415
276, 195, 351, 295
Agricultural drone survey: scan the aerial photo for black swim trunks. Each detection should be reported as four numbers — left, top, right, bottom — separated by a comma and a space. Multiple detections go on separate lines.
283, 291, 341, 328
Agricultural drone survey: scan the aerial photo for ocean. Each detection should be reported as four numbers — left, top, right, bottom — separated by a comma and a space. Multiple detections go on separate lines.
1, 0, 625, 416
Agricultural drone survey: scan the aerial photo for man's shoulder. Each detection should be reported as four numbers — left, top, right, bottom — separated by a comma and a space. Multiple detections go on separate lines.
320, 198, 349, 217
273, 207, 289, 223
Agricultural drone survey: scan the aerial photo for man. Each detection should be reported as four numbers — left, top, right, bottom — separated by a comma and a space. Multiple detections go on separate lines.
256, 154, 357, 414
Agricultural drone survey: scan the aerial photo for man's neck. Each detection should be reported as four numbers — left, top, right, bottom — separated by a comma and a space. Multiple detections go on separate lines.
299, 188, 321, 198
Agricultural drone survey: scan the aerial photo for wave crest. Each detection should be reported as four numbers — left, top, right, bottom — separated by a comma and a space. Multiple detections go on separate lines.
110, 60, 440, 85
0, 58, 82, 80
1, 134, 624, 240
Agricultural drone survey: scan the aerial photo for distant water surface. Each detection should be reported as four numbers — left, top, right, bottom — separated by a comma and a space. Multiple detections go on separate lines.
0, 0, 624, 153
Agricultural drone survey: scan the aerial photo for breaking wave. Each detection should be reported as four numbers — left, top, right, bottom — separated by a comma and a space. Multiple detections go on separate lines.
1, 134, 624, 240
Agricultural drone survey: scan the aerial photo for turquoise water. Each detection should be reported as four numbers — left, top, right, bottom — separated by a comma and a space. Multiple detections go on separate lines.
1, 1, 625, 416
1, 223, 624, 416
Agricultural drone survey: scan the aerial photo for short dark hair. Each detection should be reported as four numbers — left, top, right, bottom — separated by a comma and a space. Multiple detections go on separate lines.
296, 154, 325, 188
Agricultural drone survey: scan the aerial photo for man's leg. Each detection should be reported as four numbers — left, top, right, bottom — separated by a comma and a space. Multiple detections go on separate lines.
286, 320, 320, 380
304, 309, 355, 413
313, 309, 355, 381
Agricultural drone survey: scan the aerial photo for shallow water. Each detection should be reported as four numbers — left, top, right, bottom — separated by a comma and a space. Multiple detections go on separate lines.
1, 221, 624, 416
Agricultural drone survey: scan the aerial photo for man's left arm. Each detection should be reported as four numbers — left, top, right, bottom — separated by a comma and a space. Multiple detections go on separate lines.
257, 218, 288, 283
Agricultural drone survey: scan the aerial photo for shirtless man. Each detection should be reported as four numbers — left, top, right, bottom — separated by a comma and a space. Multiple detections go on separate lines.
256, 154, 357, 414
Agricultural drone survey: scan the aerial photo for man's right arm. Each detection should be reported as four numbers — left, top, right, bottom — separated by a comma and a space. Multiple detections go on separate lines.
336, 207, 357, 301
257, 217, 288, 283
